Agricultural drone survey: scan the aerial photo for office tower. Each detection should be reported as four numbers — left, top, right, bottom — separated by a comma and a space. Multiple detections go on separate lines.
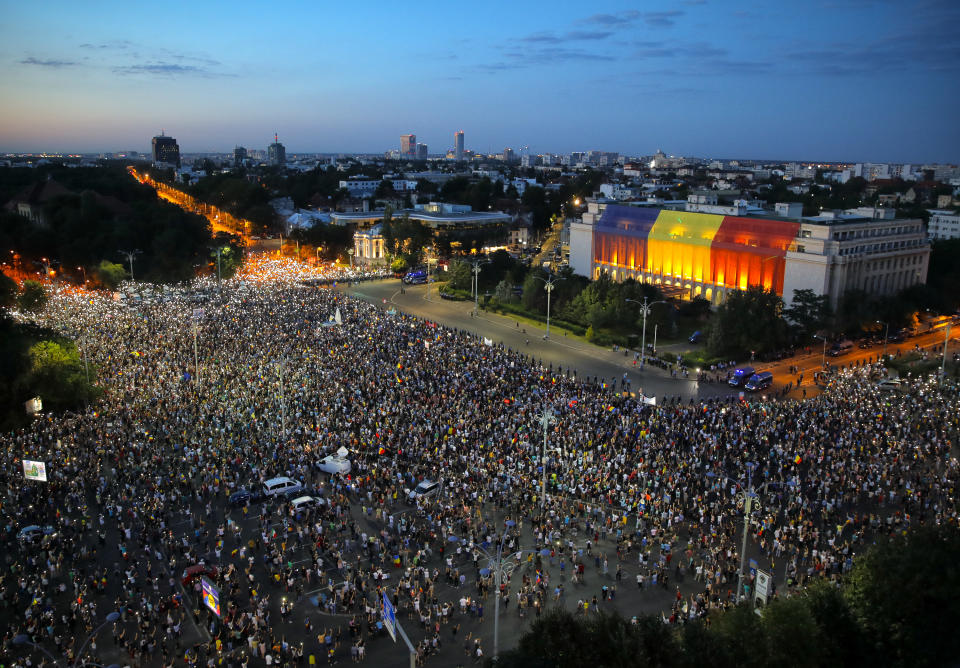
151, 131, 180, 168
234, 146, 247, 167
454, 130, 464, 160
268, 133, 286, 166
416, 143, 428, 160
503, 147, 515, 163
400, 134, 416, 157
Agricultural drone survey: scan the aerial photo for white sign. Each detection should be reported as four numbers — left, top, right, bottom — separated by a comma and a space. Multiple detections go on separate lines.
23, 460, 48, 482
754, 569, 771, 603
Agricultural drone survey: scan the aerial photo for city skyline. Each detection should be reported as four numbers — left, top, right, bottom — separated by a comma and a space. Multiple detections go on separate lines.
1, 1, 958, 163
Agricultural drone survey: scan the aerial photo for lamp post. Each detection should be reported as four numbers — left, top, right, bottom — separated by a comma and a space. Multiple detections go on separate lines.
813, 334, 827, 369
449, 520, 532, 662
706, 467, 795, 605
537, 406, 556, 511
76, 266, 87, 285
876, 320, 889, 360
531, 271, 563, 339
14, 611, 120, 667
471, 259, 489, 316
118, 249, 141, 282
348, 247, 355, 268
940, 325, 952, 387
626, 296, 669, 365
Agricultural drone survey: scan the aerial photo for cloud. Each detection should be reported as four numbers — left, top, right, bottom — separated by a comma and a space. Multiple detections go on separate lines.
19, 57, 77, 68
644, 10, 685, 27
565, 30, 614, 41
520, 32, 562, 44
579, 11, 641, 25
112, 62, 226, 77
520, 29, 613, 44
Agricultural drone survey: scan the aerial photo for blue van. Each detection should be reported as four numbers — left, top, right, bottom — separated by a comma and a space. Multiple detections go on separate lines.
728, 366, 755, 387
745, 371, 774, 392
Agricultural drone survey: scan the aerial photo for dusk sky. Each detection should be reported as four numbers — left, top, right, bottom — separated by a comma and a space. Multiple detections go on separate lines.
2, 0, 958, 163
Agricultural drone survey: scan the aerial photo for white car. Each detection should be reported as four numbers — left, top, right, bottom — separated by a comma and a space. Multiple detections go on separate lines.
262, 476, 302, 497
407, 479, 440, 501
289, 495, 324, 512
317, 455, 351, 475
876, 378, 902, 391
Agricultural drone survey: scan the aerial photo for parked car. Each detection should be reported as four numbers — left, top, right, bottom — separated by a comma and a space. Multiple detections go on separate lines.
407, 479, 440, 501
181, 564, 219, 587
317, 455, 351, 475
829, 340, 854, 356
261, 476, 302, 497
876, 378, 902, 391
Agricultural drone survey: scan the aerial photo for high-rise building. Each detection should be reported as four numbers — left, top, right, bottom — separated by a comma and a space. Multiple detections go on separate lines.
268, 134, 286, 166
503, 147, 515, 163
416, 143, 428, 160
400, 134, 416, 157
151, 131, 180, 168
234, 146, 247, 168
454, 130, 464, 161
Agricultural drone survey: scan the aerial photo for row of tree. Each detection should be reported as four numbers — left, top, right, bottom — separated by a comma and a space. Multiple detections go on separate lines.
0, 276, 100, 429
496, 524, 960, 668
1, 164, 216, 285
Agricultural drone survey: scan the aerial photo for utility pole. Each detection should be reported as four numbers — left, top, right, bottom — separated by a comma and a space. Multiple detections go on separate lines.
278, 360, 286, 438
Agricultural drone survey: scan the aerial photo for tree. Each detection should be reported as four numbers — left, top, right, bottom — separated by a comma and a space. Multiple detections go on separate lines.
784, 288, 832, 340
494, 279, 514, 303
707, 286, 788, 357
18, 280, 48, 312
759, 596, 821, 668
843, 524, 960, 668
24, 340, 98, 411
93, 260, 127, 290
446, 259, 472, 291
0, 273, 17, 309
390, 257, 408, 274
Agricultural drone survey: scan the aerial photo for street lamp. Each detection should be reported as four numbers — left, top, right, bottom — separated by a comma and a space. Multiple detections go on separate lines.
212, 246, 228, 284
812, 334, 827, 369
876, 320, 889, 360
626, 296, 670, 365
537, 406, 557, 511
449, 520, 531, 662
76, 266, 87, 284
471, 259, 490, 316
940, 324, 952, 387
14, 611, 120, 667
705, 468, 794, 605
118, 249, 142, 282
530, 271, 563, 339
348, 247, 355, 268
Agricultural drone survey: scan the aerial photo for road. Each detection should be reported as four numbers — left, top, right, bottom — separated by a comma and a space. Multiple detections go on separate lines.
342, 279, 739, 404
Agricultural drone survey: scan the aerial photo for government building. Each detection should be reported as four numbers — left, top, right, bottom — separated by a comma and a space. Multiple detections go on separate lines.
569, 198, 929, 307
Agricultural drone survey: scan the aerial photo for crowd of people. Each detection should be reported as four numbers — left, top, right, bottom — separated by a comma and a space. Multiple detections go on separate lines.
2, 256, 957, 667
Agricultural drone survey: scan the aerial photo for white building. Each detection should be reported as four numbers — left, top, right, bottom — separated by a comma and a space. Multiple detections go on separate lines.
569, 199, 929, 308
353, 224, 387, 265
928, 210, 960, 240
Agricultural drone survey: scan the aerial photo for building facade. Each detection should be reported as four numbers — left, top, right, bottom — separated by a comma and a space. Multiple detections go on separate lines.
151, 133, 180, 168
454, 131, 464, 160
234, 146, 247, 168
354, 224, 387, 265
570, 200, 929, 307
268, 135, 286, 166
928, 210, 960, 240
400, 134, 416, 157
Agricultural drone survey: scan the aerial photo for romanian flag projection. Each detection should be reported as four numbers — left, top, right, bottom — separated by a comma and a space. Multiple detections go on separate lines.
593, 206, 801, 295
